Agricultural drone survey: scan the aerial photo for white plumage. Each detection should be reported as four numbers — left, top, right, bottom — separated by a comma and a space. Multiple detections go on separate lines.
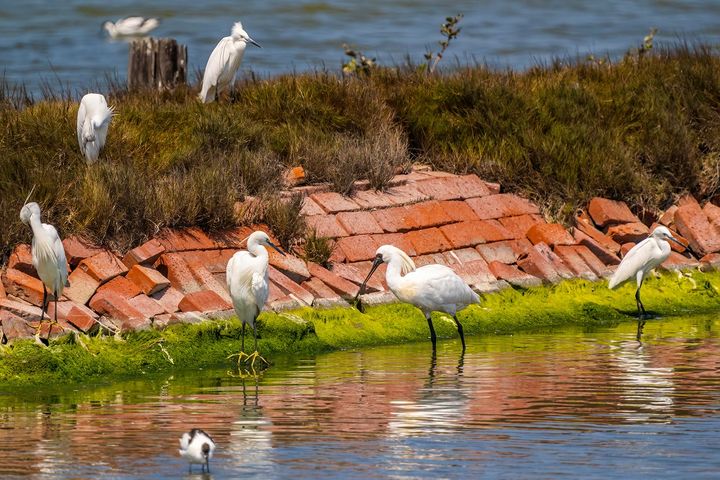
76, 93, 113, 163
609, 225, 685, 318
358, 245, 479, 349
179, 428, 215, 473
19, 202, 69, 342
103, 17, 159, 38
199, 21, 261, 103
226, 230, 284, 364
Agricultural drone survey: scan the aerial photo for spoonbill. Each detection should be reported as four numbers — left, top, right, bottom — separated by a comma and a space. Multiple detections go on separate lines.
77, 93, 113, 163
19, 201, 69, 344
355, 245, 479, 350
178, 428, 215, 474
102, 17, 159, 39
226, 230, 284, 367
608, 225, 687, 318
198, 21, 261, 103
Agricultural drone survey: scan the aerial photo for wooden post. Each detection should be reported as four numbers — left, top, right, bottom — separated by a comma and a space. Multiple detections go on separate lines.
128, 38, 187, 91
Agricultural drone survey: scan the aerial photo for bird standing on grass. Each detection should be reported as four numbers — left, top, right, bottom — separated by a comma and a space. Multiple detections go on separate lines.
355, 245, 479, 350
179, 428, 215, 474
608, 226, 688, 319
226, 230, 285, 367
76, 93, 113, 163
198, 21, 261, 103
19, 201, 68, 345
102, 17, 160, 39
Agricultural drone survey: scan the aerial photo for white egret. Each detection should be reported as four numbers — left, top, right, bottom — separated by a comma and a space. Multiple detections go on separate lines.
608, 226, 687, 318
198, 21, 261, 103
76, 93, 113, 163
19, 201, 69, 344
355, 245, 479, 350
102, 17, 159, 39
226, 230, 285, 367
178, 428, 215, 474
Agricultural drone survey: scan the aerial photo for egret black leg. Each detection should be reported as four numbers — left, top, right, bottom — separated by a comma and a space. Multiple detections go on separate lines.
35, 286, 48, 338
253, 322, 258, 352
188, 463, 192, 474
635, 286, 647, 319
241, 322, 246, 352
53, 289, 59, 326
453, 315, 466, 351
206, 460, 210, 473
425, 313, 437, 350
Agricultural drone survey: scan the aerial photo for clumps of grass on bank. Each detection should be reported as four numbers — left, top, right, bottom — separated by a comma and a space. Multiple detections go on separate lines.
2, 44, 720, 259
1, 270, 719, 387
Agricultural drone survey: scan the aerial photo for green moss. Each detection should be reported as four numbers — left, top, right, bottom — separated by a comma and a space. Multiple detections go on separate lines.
2, 270, 719, 387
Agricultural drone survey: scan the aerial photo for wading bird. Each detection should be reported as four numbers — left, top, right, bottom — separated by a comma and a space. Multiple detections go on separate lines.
226, 230, 284, 367
76, 93, 113, 163
19, 201, 68, 345
102, 17, 159, 39
179, 428, 215, 474
355, 245, 479, 350
198, 21, 261, 103
608, 226, 687, 319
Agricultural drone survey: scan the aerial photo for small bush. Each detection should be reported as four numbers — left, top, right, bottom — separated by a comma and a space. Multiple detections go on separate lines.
302, 229, 335, 268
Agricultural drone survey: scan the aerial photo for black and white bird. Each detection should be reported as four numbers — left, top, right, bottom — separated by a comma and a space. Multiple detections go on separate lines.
178, 428, 216, 474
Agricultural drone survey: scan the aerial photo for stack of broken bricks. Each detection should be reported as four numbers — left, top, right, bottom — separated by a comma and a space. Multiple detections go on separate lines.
2, 166, 718, 344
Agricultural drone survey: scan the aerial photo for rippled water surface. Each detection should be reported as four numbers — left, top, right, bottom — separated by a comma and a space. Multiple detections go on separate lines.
2, 315, 720, 478
1, 0, 720, 95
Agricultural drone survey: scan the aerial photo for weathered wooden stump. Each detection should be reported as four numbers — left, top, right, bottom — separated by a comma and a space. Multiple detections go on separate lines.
128, 38, 187, 91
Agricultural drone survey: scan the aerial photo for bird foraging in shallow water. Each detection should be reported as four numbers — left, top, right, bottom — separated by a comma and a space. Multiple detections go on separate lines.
19, 200, 69, 345
608, 225, 688, 319
199, 21, 261, 103
179, 428, 215, 474
103, 17, 159, 39
76, 93, 113, 163
354, 245, 479, 350
226, 230, 285, 368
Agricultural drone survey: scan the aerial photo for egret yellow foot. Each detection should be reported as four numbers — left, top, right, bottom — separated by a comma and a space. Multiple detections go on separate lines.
227, 351, 250, 368
246, 351, 269, 369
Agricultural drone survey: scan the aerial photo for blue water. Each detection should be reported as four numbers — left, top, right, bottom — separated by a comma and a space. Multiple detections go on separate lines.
1, 0, 720, 95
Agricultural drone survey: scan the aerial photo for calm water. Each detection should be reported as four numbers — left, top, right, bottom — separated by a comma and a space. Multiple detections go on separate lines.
1, 315, 720, 479
1, 0, 720, 96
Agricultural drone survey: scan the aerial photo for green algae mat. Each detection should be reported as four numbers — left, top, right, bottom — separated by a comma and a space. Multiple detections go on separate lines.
1, 270, 719, 387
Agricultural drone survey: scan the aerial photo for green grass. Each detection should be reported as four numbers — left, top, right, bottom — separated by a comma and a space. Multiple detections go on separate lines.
2, 44, 720, 260
2, 270, 719, 387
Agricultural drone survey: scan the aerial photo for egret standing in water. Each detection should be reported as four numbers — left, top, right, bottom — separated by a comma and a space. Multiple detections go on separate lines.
102, 17, 159, 39
355, 245, 479, 350
76, 93, 113, 163
226, 230, 284, 367
609, 226, 688, 319
198, 21, 261, 103
19, 201, 68, 344
178, 428, 215, 474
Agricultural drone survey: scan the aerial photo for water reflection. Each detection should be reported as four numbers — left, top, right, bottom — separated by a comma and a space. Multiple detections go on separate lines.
1, 315, 719, 478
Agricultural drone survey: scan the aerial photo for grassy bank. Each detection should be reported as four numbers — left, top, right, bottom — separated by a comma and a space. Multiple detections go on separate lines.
1, 270, 719, 387
2, 44, 720, 260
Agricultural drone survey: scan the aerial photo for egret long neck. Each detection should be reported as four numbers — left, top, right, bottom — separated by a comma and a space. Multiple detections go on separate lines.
29, 215, 49, 244
384, 257, 405, 292
248, 241, 268, 261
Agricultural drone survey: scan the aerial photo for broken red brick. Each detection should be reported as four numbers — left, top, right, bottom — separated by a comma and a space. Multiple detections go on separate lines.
128, 294, 167, 319
607, 222, 650, 245
310, 191, 361, 213
154, 253, 202, 294
3, 268, 45, 306
703, 202, 720, 233
658, 205, 678, 228
439, 220, 513, 249
414, 175, 490, 200
63, 268, 101, 305
405, 228, 453, 255
517, 248, 563, 284
267, 249, 310, 283
672, 203, 720, 256
370, 233, 417, 256
383, 183, 429, 205
572, 245, 612, 277
0, 298, 43, 321
186, 263, 231, 303
534, 243, 574, 279
554, 246, 599, 281
443, 248, 485, 265
151, 286, 185, 314
526, 223, 575, 247
121, 238, 165, 269
352, 189, 401, 209
678, 194, 700, 208
699, 253, 720, 272
488, 261, 542, 289
285, 165, 306, 186
65, 305, 98, 333
96, 275, 142, 300
587, 197, 639, 228
78, 251, 128, 285
299, 196, 326, 216
306, 215, 349, 238
307, 263, 360, 298
371, 206, 414, 233
451, 258, 496, 285
466, 194, 540, 220
574, 215, 621, 254
439, 200, 479, 222
90, 291, 149, 331
62, 236, 104, 267
8, 244, 36, 277
179, 249, 236, 274
660, 251, 700, 271
620, 243, 636, 257
406, 201, 454, 229
178, 290, 232, 313
155, 227, 218, 252
454, 174, 493, 199
475, 239, 532, 264
336, 235, 381, 263
126, 265, 171, 296
336, 210, 385, 235
0, 310, 34, 343
498, 214, 546, 239
572, 230, 621, 266
301, 278, 342, 301
333, 262, 384, 292
269, 266, 315, 306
